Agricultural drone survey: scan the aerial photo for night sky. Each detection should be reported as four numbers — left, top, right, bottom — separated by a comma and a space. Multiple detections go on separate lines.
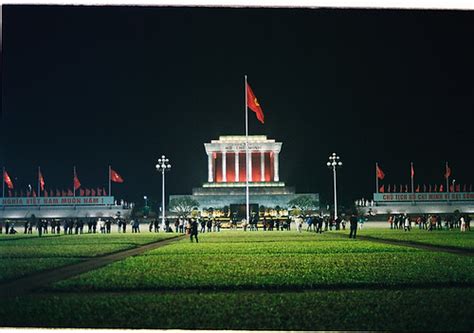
1, 5, 474, 209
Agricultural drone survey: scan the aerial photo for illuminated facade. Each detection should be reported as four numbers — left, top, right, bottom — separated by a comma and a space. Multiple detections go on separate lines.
170, 135, 319, 216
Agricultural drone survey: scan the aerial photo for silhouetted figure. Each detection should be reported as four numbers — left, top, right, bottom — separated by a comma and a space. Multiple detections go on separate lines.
349, 213, 358, 239
190, 219, 199, 243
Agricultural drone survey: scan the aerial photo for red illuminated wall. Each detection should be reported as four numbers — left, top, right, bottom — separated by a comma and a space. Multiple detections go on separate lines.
265, 152, 272, 182
239, 152, 247, 182
251, 152, 260, 182
226, 153, 235, 182
215, 152, 222, 182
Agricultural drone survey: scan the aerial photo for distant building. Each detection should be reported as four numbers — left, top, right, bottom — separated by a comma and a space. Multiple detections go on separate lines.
170, 135, 319, 218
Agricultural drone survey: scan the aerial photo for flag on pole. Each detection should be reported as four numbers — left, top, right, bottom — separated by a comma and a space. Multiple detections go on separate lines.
379, 185, 385, 193
3, 170, 14, 189
73, 169, 81, 190
444, 164, 451, 179
246, 82, 264, 124
110, 169, 124, 183
376, 165, 385, 180
39, 170, 45, 191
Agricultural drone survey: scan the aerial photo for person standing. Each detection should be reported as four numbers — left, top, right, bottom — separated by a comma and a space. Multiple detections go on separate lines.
190, 218, 199, 243
460, 215, 466, 232
349, 213, 358, 239
404, 214, 411, 232
24, 220, 29, 234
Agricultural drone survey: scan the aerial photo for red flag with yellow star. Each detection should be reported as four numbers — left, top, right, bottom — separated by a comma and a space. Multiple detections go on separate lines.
246, 82, 264, 124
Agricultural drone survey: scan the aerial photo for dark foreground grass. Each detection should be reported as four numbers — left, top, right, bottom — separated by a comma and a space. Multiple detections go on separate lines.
1, 288, 473, 331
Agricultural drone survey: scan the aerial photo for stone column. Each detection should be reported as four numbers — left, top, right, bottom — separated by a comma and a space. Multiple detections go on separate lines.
208, 153, 213, 182
222, 151, 227, 182
260, 151, 265, 182
273, 151, 279, 182
235, 151, 239, 182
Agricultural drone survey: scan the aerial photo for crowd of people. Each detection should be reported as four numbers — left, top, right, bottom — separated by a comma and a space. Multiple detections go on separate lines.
387, 213, 472, 232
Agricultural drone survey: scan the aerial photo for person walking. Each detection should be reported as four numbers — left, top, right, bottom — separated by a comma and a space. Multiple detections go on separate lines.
404, 214, 411, 232
349, 213, 358, 239
190, 218, 199, 243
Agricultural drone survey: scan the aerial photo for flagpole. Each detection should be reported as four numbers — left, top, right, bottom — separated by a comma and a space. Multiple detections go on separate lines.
375, 163, 379, 193
38, 166, 41, 198
2, 167, 5, 198
108, 165, 111, 198
446, 161, 449, 203
73, 166, 76, 198
245, 75, 250, 225
411, 162, 414, 204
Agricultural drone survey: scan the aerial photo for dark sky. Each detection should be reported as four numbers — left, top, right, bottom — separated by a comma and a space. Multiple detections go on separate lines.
1, 5, 474, 208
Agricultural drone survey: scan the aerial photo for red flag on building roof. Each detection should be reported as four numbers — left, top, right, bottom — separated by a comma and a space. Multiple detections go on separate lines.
39, 170, 45, 191
444, 163, 451, 179
73, 169, 81, 190
3, 170, 14, 189
376, 164, 385, 180
246, 82, 265, 124
110, 169, 124, 183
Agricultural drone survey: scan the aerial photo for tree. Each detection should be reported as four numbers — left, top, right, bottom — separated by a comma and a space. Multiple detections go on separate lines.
169, 196, 200, 218
288, 195, 318, 216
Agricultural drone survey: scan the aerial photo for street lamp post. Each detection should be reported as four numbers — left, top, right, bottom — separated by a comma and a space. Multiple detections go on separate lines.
143, 195, 148, 208
156, 155, 171, 230
327, 152, 343, 220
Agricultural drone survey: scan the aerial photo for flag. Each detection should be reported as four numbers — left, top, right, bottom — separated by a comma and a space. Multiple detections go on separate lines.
246, 82, 264, 124
439, 184, 444, 192
379, 185, 384, 193
91, 188, 96, 196
32, 190, 36, 197
97, 188, 102, 196
85, 188, 91, 196
411, 163, 414, 178
376, 164, 385, 180
434, 184, 438, 192
415, 184, 420, 192
110, 169, 124, 183
463, 184, 466, 192
80, 189, 85, 196
67, 189, 73, 196
102, 188, 107, 196
73, 170, 81, 190
3, 170, 14, 189
387, 184, 391, 192
444, 164, 451, 179
39, 170, 45, 191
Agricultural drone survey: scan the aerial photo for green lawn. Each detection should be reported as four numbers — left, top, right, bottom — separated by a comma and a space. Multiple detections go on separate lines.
1, 230, 473, 331
354, 228, 474, 250
52, 232, 474, 291
1, 288, 472, 331
0, 233, 176, 282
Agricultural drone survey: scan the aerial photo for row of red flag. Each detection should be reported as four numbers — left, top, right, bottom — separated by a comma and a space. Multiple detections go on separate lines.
379, 183, 472, 193
3, 167, 123, 191
376, 162, 452, 180
7, 188, 109, 198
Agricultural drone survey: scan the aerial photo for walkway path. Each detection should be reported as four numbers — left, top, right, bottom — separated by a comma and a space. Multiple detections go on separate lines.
0, 235, 185, 298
